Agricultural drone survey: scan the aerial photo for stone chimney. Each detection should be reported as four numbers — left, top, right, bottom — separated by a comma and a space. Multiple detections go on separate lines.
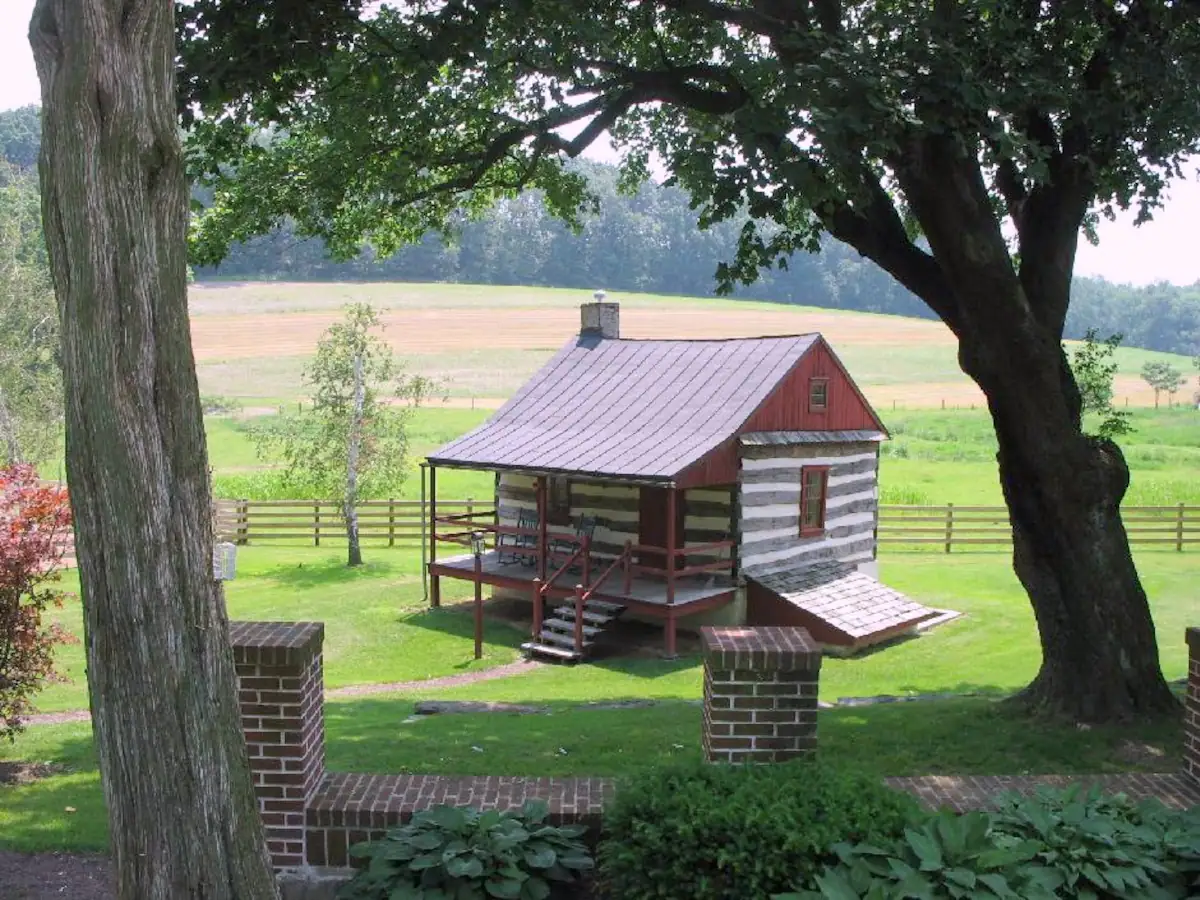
581, 290, 620, 339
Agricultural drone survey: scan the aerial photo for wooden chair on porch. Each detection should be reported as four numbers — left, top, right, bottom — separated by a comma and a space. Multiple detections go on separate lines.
550, 514, 597, 575
497, 508, 539, 567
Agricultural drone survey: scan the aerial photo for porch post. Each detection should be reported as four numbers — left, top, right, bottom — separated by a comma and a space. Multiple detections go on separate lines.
420, 463, 428, 603
536, 475, 548, 581
429, 464, 440, 608
665, 485, 678, 658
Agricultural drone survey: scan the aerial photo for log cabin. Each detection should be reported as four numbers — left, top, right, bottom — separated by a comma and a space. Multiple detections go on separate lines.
425, 295, 938, 661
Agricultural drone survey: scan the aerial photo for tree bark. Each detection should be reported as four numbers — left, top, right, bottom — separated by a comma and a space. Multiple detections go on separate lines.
29, 3, 279, 898
891, 141, 1176, 722
345, 350, 365, 567
960, 328, 1178, 721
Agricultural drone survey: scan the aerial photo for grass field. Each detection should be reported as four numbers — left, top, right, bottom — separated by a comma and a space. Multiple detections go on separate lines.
187, 281, 1198, 408
207, 405, 1200, 507
25, 547, 1199, 716
3, 543, 1193, 853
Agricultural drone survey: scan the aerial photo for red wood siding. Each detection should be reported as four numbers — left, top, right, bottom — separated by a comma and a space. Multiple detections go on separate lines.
745, 579, 853, 646
678, 338, 884, 489
743, 339, 882, 433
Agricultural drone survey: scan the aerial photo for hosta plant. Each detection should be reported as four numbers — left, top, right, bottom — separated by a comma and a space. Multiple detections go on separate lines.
989, 784, 1197, 900
336, 800, 593, 900
775, 810, 1060, 900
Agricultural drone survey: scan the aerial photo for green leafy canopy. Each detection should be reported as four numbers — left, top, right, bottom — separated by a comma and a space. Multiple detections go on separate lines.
249, 302, 433, 501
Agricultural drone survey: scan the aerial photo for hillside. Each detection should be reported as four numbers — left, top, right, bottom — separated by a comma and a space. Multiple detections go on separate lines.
190, 281, 1198, 411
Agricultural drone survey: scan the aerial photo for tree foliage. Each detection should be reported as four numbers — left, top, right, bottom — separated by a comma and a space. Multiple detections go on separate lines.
0, 464, 73, 740
250, 303, 432, 564
181, 0, 1200, 721
0, 159, 60, 466
1140, 361, 1187, 407
1067, 330, 1131, 440
0, 106, 41, 170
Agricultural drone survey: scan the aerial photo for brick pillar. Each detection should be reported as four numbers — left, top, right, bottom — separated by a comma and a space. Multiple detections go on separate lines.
1186, 628, 1200, 784
231, 621, 326, 869
702, 626, 821, 764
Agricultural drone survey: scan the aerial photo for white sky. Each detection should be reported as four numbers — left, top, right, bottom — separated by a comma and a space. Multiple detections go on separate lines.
3, 0, 1198, 287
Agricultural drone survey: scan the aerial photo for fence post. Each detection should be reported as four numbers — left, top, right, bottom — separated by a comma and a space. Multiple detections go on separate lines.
237, 499, 249, 546
314, 503, 321, 548
388, 498, 396, 547
944, 502, 954, 554
1178, 502, 1186, 553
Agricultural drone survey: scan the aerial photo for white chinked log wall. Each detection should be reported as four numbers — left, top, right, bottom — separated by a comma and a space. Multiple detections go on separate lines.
738, 441, 880, 578
495, 474, 734, 565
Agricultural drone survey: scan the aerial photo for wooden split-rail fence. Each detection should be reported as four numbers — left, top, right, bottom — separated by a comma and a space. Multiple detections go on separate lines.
51, 500, 1199, 567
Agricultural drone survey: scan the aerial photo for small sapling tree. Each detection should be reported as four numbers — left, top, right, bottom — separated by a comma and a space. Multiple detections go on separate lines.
1140, 362, 1186, 408
1067, 331, 1131, 440
0, 464, 73, 739
252, 303, 432, 566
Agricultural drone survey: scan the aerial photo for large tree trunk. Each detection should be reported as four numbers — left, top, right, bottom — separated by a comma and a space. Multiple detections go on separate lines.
959, 331, 1178, 721
888, 139, 1177, 723
29, 3, 279, 898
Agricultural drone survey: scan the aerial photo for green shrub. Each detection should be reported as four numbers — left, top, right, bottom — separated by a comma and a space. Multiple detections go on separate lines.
777, 810, 1060, 900
989, 784, 1200, 900
337, 801, 593, 900
597, 759, 919, 900
779, 786, 1200, 900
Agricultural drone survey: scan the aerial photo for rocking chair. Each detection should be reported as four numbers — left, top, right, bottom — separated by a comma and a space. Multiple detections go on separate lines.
550, 515, 598, 575
497, 507, 539, 567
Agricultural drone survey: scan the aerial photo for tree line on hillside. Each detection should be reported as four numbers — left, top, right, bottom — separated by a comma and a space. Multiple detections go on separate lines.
3, 104, 1199, 357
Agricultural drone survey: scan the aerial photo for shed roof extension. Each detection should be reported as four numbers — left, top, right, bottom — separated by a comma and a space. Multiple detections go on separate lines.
428, 333, 820, 481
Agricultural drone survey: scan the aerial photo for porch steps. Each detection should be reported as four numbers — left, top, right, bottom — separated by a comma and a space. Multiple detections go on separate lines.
520, 599, 627, 663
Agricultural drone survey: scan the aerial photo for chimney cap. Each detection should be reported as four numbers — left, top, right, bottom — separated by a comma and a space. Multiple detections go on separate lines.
593, 289, 607, 302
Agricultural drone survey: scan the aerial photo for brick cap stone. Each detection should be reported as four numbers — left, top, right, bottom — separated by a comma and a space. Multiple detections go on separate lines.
231, 621, 325, 667
701, 626, 821, 672
1187, 627, 1200, 655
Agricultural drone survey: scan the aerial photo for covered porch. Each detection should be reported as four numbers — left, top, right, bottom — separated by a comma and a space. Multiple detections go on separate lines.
423, 464, 736, 658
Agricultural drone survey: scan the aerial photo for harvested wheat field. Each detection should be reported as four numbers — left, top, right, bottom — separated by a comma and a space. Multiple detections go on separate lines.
188, 282, 1184, 408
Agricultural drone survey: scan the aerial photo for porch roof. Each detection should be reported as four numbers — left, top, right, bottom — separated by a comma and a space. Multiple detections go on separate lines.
427, 332, 819, 481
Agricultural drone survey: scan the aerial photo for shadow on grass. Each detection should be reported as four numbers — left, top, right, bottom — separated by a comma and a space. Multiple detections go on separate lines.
322, 693, 1185, 781
399, 606, 529, 657
0, 731, 108, 854
249, 555, 409, 589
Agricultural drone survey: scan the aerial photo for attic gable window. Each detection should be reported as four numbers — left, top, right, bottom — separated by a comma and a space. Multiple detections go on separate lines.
799, 466, 829, 536
809, 378, 829, 411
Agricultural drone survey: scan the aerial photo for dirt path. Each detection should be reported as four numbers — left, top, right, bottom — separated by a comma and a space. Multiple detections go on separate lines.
23, 658, 543, 727
0, 850, 113, 900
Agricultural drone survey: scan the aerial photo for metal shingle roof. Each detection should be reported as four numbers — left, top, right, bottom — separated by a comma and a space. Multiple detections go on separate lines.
750, 562, 939, 641
428, 333, 819, 480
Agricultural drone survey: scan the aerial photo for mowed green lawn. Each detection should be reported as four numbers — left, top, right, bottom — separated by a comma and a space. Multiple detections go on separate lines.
32, 548, 1197, 715
3, 546, 1195, 853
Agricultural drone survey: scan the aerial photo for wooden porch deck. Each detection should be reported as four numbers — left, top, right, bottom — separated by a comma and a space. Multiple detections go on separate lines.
430, 550, 736, 617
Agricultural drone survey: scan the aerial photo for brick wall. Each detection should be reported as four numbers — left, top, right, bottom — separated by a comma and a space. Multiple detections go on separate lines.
1186, 627, 1200, 785
701, 625, 821, 764
306, 774, 614, 867
231, 621, 326, 869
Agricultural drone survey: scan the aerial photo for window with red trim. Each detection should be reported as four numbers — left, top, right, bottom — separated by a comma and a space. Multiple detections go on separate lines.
809, 377, 829, 411
799, 466, 829, 536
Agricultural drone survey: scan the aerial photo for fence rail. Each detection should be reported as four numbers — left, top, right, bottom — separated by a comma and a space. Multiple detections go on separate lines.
50, 500, 1200, 567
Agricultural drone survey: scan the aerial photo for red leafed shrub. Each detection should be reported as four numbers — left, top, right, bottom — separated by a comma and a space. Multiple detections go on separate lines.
0, 464, 75, 740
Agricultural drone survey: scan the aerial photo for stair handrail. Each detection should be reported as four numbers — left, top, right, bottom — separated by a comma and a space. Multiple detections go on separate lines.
572, 541, 634, 654
539, 537, 588, 596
